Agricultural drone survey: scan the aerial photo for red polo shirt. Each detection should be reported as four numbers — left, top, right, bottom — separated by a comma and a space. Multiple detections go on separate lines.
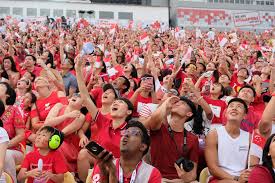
91, 112, 126, 158
150, 123, 199, 179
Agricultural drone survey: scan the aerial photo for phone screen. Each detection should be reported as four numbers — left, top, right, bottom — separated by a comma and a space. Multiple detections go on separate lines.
86, 141, 104, 156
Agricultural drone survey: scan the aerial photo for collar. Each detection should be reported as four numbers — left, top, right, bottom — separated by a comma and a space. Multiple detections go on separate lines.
110, 121, 127, 131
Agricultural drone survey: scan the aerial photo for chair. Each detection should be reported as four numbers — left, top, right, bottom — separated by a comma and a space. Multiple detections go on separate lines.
199, 167, 210, 183
3, 172, 13, 183
64, 172, 76, 183
86, 168, 94, 183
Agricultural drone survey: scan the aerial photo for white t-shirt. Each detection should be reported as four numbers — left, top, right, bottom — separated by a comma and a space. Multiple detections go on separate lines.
0, 127, 9, 144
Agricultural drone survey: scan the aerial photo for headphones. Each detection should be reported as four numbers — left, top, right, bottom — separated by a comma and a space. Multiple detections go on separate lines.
48, 128, 64, 150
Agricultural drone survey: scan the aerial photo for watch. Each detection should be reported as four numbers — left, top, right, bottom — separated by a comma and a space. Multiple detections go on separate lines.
233, 176, 239, 181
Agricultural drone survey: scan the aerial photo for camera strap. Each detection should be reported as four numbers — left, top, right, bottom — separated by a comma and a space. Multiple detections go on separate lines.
168, 125, 188, 156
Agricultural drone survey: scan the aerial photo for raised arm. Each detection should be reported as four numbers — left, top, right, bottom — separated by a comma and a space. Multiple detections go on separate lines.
75, 55, 98, 120
143, 96, 179, 130
258, 93, 275, 138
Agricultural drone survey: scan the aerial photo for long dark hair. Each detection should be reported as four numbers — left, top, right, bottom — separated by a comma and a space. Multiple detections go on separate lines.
262, 134, 275, 182
0, 99, 5, 127
2, 56, 18, 72
192, 105, 204, 135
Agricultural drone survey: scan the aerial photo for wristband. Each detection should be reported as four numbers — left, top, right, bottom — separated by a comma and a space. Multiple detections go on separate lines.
272, 92, 275, 97
233, 176, 239, 181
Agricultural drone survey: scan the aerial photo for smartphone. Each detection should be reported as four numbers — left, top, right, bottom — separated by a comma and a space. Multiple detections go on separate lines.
85, 141, 105, 156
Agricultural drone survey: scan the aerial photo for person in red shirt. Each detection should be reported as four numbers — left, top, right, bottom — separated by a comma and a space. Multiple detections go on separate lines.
248, 134, 275, 183
130, 74, 157, 118
75, 56, 134, 182
20, 55, 42, 77
144, 96, 199, 182
230, 67, 249, 93
17, 126, 67, 183
91, 120, 162, 183
30, 77, 67, 132
204, 82, 226, 126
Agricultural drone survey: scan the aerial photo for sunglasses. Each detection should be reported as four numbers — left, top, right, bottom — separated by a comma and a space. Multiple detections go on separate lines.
121, 129, 142, 137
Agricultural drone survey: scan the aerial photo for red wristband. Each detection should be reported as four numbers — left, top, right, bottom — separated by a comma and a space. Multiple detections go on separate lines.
272, 92, 275, 97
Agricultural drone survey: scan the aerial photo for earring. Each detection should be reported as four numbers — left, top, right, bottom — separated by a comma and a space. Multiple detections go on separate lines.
268, 153, 271, 156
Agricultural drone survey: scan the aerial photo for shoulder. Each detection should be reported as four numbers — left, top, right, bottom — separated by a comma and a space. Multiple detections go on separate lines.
249, 165, 273, 182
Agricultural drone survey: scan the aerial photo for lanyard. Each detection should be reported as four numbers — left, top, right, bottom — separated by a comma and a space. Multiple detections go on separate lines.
118, 160, 142, 183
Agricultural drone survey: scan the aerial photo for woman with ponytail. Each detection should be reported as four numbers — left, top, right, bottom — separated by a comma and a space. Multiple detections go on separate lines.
248, 134, 275, 183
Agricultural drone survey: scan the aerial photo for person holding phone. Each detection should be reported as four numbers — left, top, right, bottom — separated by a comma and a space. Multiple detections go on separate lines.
75, 55, 134, 182
130, 74, 157, 118
89, 120, 162, 183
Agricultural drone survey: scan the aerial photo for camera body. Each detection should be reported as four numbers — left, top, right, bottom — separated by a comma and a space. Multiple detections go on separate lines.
175, 157, 194, 172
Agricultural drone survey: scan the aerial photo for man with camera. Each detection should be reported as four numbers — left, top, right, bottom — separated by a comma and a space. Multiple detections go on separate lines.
88, 120, 162, 183
144, 96, 199, 183
205, 98, 251, 183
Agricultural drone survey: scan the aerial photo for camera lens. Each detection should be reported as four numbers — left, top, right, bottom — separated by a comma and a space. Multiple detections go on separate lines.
91, 146, 98, 152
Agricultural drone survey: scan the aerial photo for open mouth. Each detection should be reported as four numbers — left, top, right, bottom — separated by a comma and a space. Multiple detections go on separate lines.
112, 107, 118, 111
71, 98, 76, 102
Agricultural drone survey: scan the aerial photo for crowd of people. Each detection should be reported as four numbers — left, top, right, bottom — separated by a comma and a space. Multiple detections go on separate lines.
0, 16, 275, 183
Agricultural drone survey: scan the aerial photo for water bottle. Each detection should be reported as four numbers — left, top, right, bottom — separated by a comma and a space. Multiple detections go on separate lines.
81, 42, 94, 56
33, 159, 43, 183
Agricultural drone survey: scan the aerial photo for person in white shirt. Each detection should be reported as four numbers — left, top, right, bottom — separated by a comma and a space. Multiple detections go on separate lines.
205, 98, 251, 183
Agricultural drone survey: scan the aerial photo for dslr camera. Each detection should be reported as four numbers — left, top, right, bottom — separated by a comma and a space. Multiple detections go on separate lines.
175, 157, 194, 172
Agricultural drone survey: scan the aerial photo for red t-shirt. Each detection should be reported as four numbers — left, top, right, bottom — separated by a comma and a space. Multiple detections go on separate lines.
248, 165, 273, 183
30, 91, 65, 121
150, 124, 199, 179
91, 159, 162, 183
90, 112, 126, 158
1, 105, 25, 151
132, 94, 153, 117
20, 66, 42, 77
90, 88, 103, 108
21, 150, 68, 183
204, 96, 227, 124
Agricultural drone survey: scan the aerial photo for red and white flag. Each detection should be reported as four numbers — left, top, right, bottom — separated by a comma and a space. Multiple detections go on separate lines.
250, 131, 266, 159
139, 32, 150, 45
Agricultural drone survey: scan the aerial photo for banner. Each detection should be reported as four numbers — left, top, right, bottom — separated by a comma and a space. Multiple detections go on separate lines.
233, 11, 261, 27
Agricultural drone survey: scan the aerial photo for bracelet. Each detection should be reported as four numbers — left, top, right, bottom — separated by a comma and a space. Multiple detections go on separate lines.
233, 176, 239, 181
272, 92, 275, 97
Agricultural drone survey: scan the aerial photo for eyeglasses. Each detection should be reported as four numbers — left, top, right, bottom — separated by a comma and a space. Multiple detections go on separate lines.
141, 77, 153, 81
121, 129, 142, 137
73, 93, 80, 97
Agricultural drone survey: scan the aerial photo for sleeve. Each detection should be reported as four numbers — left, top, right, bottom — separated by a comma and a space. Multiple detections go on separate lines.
30, 109, 38, 118
248, 166, 272, 183
92, 111, 108, 129
189, 135, 199, 164
53, 151, 68, 174
148, 167, 162, 183
0, 128, 9, 143
21, 154, 31, 169
70, 76, 78, 90
13, 107, 25, 129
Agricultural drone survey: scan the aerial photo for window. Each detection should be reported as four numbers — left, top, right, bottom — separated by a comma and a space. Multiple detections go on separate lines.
271, 1, 274, 5
66, 10, 76, 17
99, 11, 114, 19
230, 0, 234, 3
53, 9, 63, 17
235, 0, 240, 3
0, 7, 10, 15
240, 0, 244, 3
27, 8, 37, 17
214, 0, 219, 3
40, 9, 50, 16
118, 12, 133, 20
12, 7, 23, 16
261, 1, 264, 4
